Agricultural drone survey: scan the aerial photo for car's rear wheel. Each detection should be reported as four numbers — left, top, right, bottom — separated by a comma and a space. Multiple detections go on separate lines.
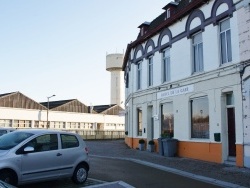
0, 170, 18, 186
72, 164, 88, 184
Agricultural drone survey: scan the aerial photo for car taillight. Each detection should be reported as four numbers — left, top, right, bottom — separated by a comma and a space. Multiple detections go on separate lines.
85, 147, 89, 155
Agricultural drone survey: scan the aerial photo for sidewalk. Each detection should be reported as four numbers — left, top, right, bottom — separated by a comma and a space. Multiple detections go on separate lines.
86, 140, 250, 188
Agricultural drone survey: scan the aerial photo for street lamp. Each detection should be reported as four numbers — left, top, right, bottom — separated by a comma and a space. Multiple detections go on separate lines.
47, 94, 56, 129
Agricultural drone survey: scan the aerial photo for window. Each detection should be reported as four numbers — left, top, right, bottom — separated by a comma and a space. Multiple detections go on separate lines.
126, 73, 129, 88
161, 102, 174, 137
13, 120, 31, 128
167, 8, 170, 18
137, 109, 142, 136
226, 93, 234, 105
34, 121, 46, 128
162, 48, 170, 82
137, 62, 142, 90
191, 97, 209, 139
61, 134, 79, 149
220, 19, 232, 64
140, 27, 144, 36
20, 134, 58, 153
192, 32, 203, 73
148, 56, 153, 87
0, 119, 12, 127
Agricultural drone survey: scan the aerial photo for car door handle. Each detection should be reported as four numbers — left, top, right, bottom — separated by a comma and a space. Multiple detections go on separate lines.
57, 153, 62, 156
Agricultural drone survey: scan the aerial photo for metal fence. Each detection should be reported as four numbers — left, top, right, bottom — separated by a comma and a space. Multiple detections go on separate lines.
64, 130, 125, 140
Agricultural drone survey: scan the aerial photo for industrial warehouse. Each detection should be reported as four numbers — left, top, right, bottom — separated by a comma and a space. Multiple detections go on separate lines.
0, 91, 125, 139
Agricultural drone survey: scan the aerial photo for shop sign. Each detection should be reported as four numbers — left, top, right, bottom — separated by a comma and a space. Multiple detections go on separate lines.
157, 85, 194, 99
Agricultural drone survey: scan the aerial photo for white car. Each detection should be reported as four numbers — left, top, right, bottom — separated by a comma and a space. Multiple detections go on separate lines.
0, 128, 16, 136
0, 129, 90, 186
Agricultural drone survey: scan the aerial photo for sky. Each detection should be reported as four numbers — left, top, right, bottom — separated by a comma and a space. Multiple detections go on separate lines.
0, 0, 170, 106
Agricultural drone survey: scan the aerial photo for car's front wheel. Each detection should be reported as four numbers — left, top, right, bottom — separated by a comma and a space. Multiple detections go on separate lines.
0, 170, 18, 186
72, 164, 88, 184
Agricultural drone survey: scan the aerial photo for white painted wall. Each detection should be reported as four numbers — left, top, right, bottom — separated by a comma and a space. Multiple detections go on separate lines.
237, 0, 250, 61
203, 24, 220, 71
153, 51, 162, 86
171, 38, 191, 81
236, 0, 250, 167
243, 69, 250, 167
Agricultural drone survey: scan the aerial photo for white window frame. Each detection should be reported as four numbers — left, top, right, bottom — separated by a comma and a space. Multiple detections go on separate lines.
162, 48, 170, 83
220, 18, 232, 64
148, 56, 153, 87
192, 32, 203, 73
167, 8, 170, 18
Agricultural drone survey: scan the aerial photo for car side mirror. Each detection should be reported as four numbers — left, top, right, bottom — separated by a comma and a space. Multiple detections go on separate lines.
24, 146, 35, 153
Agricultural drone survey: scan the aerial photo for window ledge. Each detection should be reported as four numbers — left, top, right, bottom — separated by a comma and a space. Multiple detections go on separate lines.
189, 138, 211, 143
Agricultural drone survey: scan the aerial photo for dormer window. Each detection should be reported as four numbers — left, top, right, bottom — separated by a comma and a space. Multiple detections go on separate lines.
162, 2, 178, 20
140, 27, 144, 36
138, 22, 150, 37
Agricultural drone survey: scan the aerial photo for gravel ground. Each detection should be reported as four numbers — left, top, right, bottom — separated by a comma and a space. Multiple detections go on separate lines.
86, 140, 250, 187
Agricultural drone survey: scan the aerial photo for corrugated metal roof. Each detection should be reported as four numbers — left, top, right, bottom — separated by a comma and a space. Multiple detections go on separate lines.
40, 99, 75, 109
92, 104, 117, 113
0, 92, 122, 115
0, 92, 16, 98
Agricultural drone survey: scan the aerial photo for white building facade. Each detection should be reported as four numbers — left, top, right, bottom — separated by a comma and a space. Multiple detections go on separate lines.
123, 0, 250, 167
0, 107, 125, 132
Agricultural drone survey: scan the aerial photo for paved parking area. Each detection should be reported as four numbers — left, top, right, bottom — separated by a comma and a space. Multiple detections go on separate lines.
86, 140, 250, 188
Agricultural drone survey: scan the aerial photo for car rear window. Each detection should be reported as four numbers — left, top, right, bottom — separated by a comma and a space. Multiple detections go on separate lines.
61, 134, 79, 149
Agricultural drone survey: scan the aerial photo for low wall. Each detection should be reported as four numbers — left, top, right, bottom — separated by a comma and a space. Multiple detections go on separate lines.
125, 137, 222, 163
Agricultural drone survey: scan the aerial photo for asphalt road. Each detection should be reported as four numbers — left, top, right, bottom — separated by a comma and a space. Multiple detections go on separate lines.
18, 156, 223, 188
89, 156, 222, 188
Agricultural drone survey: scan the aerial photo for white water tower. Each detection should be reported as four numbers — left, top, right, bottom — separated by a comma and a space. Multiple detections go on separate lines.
106, 53, 124, 106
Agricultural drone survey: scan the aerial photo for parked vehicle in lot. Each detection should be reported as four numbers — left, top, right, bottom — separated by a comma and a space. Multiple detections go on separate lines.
0, 129, 89, 186
0, 127, 16, 136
